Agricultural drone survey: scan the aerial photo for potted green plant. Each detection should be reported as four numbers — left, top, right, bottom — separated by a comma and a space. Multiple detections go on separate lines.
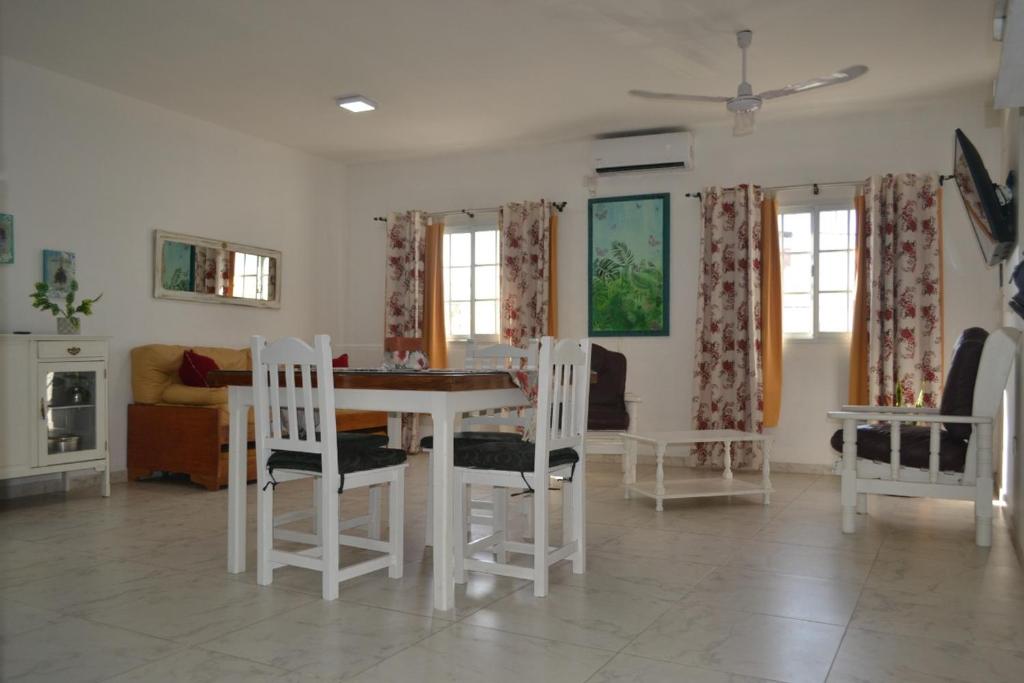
30, 280, 102, 335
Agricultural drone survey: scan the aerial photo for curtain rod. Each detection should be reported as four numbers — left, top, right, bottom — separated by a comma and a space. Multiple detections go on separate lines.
373, 201, 566, 223
685, 175, 956, 201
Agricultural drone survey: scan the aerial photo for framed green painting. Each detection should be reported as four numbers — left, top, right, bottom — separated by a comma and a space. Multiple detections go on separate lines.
588, 193, 670, 336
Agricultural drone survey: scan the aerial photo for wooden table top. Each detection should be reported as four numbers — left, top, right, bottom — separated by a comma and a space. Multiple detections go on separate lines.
206, 368, 519, 392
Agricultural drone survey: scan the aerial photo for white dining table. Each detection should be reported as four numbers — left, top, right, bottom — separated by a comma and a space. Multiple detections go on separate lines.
214, 369, 528, 612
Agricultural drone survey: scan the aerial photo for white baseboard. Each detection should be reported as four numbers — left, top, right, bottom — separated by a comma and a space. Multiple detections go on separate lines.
0, 469, 126, 500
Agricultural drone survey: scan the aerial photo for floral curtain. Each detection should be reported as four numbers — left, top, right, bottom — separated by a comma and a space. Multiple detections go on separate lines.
691, 185, 765, 469
861, 173, 943, 406
384, 210, 429, 451
499, 200, 552, 346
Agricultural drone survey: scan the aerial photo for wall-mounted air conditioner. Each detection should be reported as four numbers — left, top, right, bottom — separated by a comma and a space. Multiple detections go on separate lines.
591, 131, 694, 174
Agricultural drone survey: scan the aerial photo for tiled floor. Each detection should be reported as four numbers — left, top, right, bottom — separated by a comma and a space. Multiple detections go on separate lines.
1, 458, 1022, 682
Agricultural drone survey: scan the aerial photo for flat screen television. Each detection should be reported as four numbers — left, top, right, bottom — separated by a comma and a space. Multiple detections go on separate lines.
953, 128, 1015, 266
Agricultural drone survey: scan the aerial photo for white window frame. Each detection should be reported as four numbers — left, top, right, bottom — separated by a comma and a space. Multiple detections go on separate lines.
778, 201, 857, 341
443, 222, 500, 344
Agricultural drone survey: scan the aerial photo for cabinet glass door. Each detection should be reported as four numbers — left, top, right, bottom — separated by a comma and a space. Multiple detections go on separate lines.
38, 361, 106, 466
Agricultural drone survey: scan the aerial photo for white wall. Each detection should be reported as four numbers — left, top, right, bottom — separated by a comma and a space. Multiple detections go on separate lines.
344, 87, 1004, 467
0, 57, 348, 474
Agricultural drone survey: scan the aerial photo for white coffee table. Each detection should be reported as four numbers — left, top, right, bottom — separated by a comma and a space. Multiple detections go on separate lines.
620, 429, 772, 511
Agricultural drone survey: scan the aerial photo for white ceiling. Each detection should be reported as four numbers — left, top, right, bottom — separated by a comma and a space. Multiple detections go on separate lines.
0, 0, 1002, 162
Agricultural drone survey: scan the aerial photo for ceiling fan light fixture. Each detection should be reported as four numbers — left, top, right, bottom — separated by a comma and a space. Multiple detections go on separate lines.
733, 110, 755, 137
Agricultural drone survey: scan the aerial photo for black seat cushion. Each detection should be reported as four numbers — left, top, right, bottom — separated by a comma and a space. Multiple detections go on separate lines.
829, 424, 968, 473
454, 440, 578, 472
267, 445, 406, 477
588, 344, 629, 431
939, 327, 988, 440
420, 431, 523, 450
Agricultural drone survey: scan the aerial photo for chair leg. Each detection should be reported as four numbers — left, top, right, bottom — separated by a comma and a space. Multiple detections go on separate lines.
493, 488, 508, 563
561, 478, 572, 547
425, 451, 434, 547
256, 468, 274, 587
571, 470, 586, 574
368, 485, 382, 540
389, 474, 405, 578
313, 479, 322, 536
453, 471, 466, 584
856, 493, 868, 515
533, 479, 549, 597
840, 420, 857, 535
320, 475, 340, 600
976, 423, 994, 547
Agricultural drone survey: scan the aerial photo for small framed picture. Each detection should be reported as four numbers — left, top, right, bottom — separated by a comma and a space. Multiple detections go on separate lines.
588, 193, 670, 336
0, 214, 12, 264
42, 249, 76, 297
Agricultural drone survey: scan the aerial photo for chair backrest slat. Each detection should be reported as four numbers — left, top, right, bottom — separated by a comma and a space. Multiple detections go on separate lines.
252, 335, 336, 460
533, 337, 593, 471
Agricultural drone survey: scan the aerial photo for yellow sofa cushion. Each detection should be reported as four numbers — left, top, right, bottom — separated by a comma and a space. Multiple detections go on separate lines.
131, 344, 250, 405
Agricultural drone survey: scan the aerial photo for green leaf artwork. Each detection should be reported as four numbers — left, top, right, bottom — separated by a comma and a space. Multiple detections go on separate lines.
588, 194, 670, 336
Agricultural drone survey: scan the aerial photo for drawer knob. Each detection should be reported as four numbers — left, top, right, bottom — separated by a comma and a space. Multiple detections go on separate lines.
67, 346, 81, 356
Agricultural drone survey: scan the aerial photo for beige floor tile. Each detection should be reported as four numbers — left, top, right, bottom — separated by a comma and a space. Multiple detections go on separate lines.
589, 653, 774, 683
464, 582, 674, 651
827, 628, 1024, 682
625, 604, 844, 683
683, 566, 862, 625
727, 539, 876, 584
866, 548, 1024, 601
104, 648, 290, 682
204, 600, 447, 679
75, 571, 316, 645
850, 586, 1024, 652
593, 527, 738, 565
549, 551, 714, 601
346, 623, 613, 683
0, 600, 63, 638
0, 538, 105, 588
337, 559, 527, 619
756, 516, 887, 553
0, 616, 181, 683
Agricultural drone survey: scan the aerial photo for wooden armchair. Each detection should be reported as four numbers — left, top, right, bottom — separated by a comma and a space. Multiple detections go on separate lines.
827, 327, 1019, 547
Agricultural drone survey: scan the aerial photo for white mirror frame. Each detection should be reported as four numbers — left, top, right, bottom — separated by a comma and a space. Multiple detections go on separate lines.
153, 229, 282, 309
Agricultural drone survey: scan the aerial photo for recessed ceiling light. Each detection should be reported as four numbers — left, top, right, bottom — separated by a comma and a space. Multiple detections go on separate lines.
336, 95, 376, 113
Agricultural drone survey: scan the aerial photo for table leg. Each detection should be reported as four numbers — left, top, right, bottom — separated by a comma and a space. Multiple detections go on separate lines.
655, 442, 666, 512
431, 398, 455, 613
387, 412, 402, 449
722, 440, 734, 480
227, 387, 247, 574
762, 439, 771, 505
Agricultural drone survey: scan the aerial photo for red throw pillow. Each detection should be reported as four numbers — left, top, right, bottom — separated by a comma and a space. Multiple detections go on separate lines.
179, 349, 220, 387
332, 353, 349, 368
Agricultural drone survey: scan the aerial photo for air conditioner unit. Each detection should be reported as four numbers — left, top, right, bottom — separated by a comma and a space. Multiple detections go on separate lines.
592, 131, 693, 174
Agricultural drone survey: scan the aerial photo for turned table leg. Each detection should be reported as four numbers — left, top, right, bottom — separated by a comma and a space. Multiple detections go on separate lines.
655, 442, 666, 512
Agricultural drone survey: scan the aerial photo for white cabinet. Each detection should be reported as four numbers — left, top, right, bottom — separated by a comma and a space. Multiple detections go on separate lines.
0, 334, 110, 496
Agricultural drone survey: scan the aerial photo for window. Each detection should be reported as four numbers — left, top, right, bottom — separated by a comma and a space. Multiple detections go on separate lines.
779, 205, 856, 338
443, 225, 500, 341
232, 252, 271, 301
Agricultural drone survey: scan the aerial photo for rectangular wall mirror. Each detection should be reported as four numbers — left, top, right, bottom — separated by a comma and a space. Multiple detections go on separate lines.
153, 230, 281, 308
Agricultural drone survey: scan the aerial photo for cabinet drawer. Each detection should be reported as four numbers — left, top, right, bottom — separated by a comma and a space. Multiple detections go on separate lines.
37, 340, 106, 360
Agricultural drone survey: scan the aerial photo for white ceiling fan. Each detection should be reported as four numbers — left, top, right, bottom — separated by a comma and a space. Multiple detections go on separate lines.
629, 30, 868, 136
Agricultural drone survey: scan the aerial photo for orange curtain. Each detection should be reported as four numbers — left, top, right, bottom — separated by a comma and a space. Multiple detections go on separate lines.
423, 222, 448, 368
547, 212, 559, 337
847, 194, 869, 404
760, 198, 782, 427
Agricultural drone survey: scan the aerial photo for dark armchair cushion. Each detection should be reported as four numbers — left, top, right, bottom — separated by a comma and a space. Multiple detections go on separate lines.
939, 327, 988, 440
830, 424, 968, 473
588, 344, 629, 431
454, 440, 579, 472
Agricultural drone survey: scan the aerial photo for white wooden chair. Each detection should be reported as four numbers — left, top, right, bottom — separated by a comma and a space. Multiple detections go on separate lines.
452, 337, 592, 597
423, 339, 538, 548
828, 327, 1019, 547
252, 334, 407, 600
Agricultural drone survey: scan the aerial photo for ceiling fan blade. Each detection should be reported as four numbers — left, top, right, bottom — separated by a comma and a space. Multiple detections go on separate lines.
756, 65, 868, 100
628, 89, 730, 103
